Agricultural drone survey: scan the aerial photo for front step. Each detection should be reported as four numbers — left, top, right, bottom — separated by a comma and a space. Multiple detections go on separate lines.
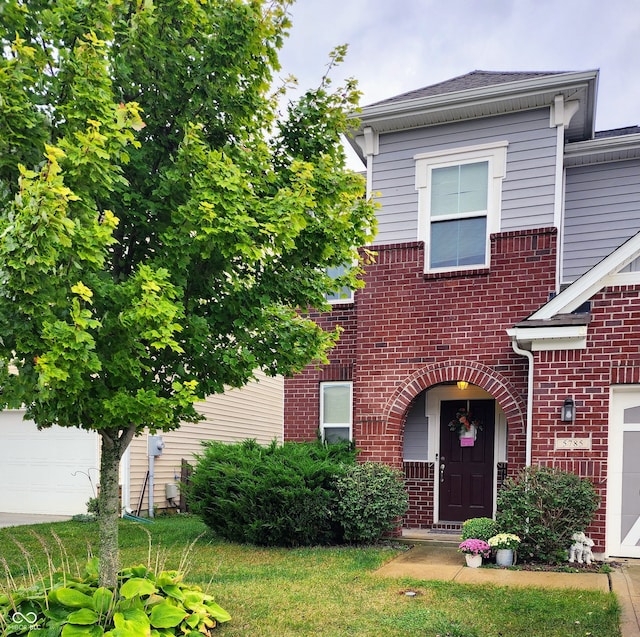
401, 525, 462, 545
430, 522, 462, 534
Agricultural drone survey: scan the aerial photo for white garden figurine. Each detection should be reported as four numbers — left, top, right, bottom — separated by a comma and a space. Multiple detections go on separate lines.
568, 531, 594, 564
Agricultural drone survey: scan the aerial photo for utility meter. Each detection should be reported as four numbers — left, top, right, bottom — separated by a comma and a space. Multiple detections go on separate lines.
148, 435, 165, 456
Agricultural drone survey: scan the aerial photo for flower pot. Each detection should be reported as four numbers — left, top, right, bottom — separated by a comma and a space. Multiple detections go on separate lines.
495, 548, 514, 567
465, 553, 482, 568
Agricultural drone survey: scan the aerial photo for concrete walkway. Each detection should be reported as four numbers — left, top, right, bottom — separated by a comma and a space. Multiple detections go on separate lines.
376, 535, 640, 637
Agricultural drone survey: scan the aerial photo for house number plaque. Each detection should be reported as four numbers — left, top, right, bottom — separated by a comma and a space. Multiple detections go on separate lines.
554, 435, 592, 451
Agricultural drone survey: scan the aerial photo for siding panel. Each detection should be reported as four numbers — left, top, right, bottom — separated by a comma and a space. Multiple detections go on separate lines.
563, 160, 640, 282
127, 372, 283, 514
371, 109, 557, 244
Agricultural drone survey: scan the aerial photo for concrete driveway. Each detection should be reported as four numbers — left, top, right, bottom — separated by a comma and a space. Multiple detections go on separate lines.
0, 513, 71, 528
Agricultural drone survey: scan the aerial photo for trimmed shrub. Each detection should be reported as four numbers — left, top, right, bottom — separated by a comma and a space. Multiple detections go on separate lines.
496, 465, 600, 563
188, 439, 357, 546
333, 462, 409, 544
461, 517, 498, 542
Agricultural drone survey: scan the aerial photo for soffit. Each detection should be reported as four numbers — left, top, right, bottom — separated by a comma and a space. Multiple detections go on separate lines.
348, 70, 598, 159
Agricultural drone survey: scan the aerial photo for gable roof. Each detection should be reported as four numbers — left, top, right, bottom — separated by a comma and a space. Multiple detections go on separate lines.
530, 230, 640, 320
348, 69, 599, 161
507, 231, 640, 351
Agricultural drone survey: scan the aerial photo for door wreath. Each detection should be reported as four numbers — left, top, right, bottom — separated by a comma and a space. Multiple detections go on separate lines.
448, 408, 483, 447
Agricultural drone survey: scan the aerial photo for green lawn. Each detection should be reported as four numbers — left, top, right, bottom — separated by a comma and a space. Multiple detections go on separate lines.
0, 515, 620, 637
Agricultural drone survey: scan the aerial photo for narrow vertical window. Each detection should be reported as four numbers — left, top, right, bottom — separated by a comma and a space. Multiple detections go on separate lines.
320, 381, 352, 442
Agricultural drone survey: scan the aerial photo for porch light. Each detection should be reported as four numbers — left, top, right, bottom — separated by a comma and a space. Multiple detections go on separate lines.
457, 381, 469, 390
561, 397, 575, 423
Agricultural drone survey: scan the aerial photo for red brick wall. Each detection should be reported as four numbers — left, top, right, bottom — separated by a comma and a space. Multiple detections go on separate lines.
403, 462, 435, 527
531, 286, 640, 548
284, 228, 640, 545
285, 227, 557, 448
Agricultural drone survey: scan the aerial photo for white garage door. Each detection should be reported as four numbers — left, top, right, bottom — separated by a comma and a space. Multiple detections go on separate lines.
607, 387, 640, 558
0, 410, 99, 515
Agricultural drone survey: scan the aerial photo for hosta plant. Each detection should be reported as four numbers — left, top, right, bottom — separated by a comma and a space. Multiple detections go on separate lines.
0, 557, 230, 636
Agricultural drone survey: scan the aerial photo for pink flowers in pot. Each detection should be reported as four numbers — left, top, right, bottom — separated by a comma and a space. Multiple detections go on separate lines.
458, 538, 491, 558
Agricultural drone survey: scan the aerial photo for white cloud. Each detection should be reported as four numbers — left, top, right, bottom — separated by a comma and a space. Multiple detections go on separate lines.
279, 0, 640, 131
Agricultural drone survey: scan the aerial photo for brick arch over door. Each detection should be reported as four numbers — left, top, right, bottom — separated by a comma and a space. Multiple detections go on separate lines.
383, 359, 526, 437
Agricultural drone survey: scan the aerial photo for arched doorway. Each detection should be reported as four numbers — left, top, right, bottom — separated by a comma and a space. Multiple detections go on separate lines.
389, 361, 524, 530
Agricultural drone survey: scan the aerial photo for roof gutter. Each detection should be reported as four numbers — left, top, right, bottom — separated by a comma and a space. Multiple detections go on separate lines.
564, 133, 640, 166
350, 70, 598, 126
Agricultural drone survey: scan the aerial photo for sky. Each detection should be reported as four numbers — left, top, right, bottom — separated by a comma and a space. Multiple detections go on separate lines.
278, 0, 640, 166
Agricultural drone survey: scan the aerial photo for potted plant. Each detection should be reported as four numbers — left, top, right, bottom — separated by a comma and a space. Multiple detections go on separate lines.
458, 538, 491, 568
488, 533, 521, 566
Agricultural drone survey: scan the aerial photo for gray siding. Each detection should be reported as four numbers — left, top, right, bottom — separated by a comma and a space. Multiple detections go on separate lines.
403, 396, 428, 461
563, 159, 640, 282
371, 109, 558, 245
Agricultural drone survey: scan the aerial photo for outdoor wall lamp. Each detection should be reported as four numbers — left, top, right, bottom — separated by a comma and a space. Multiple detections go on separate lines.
457, 381, 469, 390
561, 397, 576, 422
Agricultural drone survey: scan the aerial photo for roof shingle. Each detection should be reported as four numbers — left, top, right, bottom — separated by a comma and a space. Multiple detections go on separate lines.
366, 70, 571, 108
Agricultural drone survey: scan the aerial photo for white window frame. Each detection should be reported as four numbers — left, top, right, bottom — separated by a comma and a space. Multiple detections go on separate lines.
415, 141, 508, 273
326, 264, 354, 305
320, 381, 353, 442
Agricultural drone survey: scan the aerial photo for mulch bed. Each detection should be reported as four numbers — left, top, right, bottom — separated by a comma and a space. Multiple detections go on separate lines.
484, 560, 621, 573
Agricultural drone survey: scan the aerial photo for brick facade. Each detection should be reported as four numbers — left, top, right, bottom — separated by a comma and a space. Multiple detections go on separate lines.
283, 227, 640, 550
530, 286, 640, 549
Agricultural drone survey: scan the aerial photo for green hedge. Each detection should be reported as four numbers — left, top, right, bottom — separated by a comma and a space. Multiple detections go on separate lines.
188, 440, 408, 546
188, 439, 357, 546
334, 462, 408, 544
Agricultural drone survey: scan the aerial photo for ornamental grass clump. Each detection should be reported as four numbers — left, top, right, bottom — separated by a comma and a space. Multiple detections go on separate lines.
457, 539, 491, 558
488, 533, 521, 550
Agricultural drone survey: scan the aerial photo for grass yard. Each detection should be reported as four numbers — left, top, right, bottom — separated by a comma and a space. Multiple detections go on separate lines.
0, 515, 621, 637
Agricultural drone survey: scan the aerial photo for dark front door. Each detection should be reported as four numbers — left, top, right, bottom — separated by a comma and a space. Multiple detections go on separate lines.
438, 399, 495, 522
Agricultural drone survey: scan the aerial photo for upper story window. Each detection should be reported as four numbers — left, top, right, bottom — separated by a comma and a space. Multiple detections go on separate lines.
416, 141, 507, 273
320, 381, 352, 443
325, 264, 353, 304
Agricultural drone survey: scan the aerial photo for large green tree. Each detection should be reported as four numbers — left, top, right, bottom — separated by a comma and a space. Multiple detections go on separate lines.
0, 0, 376, 586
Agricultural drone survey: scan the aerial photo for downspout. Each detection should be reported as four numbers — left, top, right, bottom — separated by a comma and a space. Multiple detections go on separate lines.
509, 338, 534, 467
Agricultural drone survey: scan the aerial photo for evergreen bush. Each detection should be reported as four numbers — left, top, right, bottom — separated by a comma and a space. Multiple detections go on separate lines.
333, 462, 409, 544
496, 465, 600, 563
188, 439, 357, 546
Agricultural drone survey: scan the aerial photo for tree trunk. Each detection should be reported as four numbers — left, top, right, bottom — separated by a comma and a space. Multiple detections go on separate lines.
98, 426, 136, 588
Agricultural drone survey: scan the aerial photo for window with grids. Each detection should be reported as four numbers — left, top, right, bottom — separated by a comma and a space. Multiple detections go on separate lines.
325, 264, 353, 303
320, 381, 352, 442
416, 141, 507, 273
